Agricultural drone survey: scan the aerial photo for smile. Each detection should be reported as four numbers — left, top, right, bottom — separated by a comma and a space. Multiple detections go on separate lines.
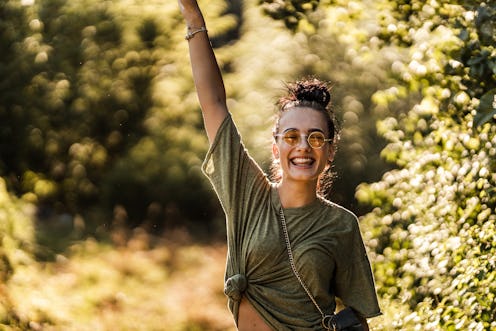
290, 157, 315, 166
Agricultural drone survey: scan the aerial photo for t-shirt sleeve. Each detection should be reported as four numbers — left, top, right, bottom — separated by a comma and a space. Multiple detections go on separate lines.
201, 114, 270, 224
333, 216, 382, 318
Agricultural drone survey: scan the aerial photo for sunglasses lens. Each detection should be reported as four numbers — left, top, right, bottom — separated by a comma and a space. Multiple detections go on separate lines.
308, 132, 326, 148
277, 130, 328, 148
283, 130, 300, 146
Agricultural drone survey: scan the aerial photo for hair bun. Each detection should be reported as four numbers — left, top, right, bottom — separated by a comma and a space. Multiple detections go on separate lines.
290, 78, 331, 108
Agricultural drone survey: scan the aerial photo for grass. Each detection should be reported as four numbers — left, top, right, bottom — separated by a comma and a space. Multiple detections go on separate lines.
2, 227, 234, 331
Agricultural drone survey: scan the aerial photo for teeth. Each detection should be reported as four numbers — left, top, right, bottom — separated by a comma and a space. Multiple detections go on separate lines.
291, 157, 314, 165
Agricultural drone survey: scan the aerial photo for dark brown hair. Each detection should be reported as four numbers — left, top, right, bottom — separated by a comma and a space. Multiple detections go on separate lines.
271, 78, 339, 196
275, 78, 336, 141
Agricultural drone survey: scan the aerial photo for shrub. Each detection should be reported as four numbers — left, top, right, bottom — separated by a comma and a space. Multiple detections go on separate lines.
0, 177, 36, 326
357, 1, 496, 329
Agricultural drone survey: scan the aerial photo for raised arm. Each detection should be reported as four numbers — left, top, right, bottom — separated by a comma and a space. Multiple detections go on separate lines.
178, 0, 228, 143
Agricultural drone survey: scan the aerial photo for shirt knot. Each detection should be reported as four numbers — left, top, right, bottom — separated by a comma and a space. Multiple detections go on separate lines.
224, 274, 247, 302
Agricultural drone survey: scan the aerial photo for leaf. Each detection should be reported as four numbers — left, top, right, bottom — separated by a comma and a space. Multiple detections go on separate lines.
474, 89, 496, 127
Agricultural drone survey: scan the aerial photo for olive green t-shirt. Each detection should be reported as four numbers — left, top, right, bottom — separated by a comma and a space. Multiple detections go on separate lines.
202, 114, 381, 330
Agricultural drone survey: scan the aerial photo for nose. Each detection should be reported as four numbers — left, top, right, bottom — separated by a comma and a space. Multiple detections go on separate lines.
296, 135, 311, 149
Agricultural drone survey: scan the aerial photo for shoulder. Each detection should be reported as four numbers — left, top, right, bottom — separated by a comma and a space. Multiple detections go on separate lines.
315, 197, 363, 239
318, 197, 358, 222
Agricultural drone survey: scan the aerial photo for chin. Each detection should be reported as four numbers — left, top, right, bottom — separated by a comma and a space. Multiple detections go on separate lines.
286, 171, 320, 183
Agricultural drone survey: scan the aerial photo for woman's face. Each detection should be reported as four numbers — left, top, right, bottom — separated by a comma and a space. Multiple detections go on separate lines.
273, 107, 334, 185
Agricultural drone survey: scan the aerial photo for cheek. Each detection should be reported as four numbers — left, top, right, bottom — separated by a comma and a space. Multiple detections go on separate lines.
279, 144, 291, 160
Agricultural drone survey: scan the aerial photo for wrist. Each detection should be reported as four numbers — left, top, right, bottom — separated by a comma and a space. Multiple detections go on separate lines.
186, 21, 205, 30
185, 26, 207, 40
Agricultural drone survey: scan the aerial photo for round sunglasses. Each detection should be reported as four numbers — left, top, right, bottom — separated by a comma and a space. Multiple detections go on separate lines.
274, 129, 332, 149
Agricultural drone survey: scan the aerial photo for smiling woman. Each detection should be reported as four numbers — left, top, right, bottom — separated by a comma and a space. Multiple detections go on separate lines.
178, 0, 381, 330
270, 79, 338, 198
272, 106, 333, 196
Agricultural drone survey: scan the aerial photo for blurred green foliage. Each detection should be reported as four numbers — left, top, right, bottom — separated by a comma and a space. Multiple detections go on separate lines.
1, 0, 496, 328
0, 178, 35, 327
259, 0, 320, 30
355, 0, 496, 329
0, 0, 224, 231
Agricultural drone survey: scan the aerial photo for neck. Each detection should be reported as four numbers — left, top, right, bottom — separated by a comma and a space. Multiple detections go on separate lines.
277, 179, 318, 208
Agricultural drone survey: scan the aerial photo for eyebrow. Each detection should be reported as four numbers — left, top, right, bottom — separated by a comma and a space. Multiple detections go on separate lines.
282, 128, 325, 133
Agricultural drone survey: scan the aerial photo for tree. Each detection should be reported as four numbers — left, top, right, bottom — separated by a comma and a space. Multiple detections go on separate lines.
0, 0, 229, 231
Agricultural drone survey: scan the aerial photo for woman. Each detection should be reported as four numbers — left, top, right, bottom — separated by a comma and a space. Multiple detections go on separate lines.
178, 1, 381, 330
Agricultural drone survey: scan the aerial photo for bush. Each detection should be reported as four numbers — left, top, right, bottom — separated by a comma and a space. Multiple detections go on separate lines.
359, 120, 496, 329
356, 1, 496, 329
0, 177, 36, 327
0, 178, 35, 282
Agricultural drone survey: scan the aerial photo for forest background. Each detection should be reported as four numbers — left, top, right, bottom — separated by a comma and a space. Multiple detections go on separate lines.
1, 0, 495, 330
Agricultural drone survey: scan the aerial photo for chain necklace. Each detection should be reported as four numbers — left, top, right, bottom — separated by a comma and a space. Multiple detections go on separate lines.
278, 208, 336, 330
